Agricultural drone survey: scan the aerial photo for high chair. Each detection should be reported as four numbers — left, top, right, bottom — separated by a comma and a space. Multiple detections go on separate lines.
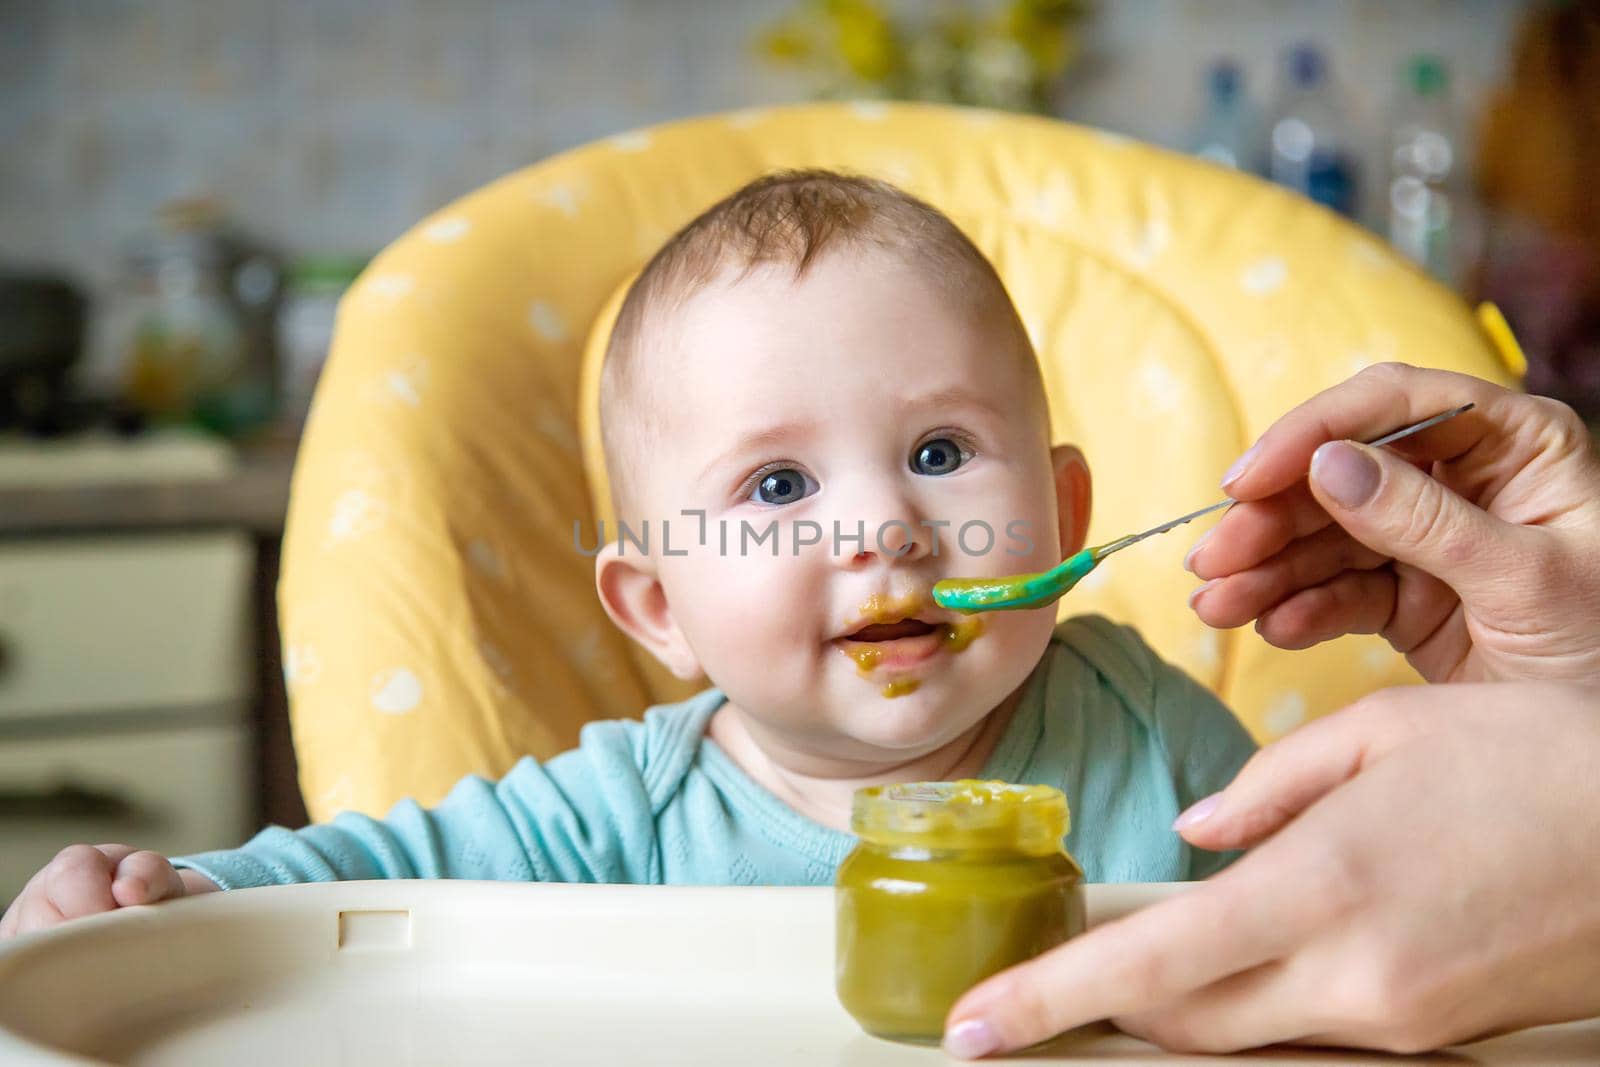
280, 102, 1520, 822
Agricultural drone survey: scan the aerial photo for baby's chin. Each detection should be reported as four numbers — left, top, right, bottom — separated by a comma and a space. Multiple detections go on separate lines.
826, 677, 1005, 754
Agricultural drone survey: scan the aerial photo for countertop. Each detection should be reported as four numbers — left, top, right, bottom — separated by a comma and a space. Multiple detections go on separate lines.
0, 432, 296, 538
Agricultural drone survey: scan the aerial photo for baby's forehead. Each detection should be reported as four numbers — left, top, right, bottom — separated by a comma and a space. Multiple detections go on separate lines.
660, 253, 1013, 363
620, 248, 1041, 458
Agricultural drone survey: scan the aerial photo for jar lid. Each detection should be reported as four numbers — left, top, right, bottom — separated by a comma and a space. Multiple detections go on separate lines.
851, 779, 1070, 852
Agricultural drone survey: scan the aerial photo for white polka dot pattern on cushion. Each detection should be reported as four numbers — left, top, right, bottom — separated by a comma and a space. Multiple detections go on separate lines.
1021, 172, 1074, 227
283, 643, 321, 690
536, 182, 584, 218
466, 538, 509, 581
1137, 356, 1185, 412
1190, 630, 1222, 673
529, 300, 568, 342
421, 216, 471, 243
1263, 692, 1308, 737
1075, 563, 1111, 593
608, 130, 652, 153
1124, 217, 1171, 268
370, 667, 423, 715
1363, 643, 1397, 672
1349, 237, 1394, 269
361, 272, 415, 302
479, 641, 514, 684
566, 625, 606, 671
362, 358, 427, 409
1240, 256, 1288, 295
850, 100, 891, 121
869, 154, 917, 186
1346, 332, 1399, 378
534, 403, 581, 456
320, 775, 355, 814
327, 488, 387, 545
1244, 334, 1293, 381
383, 369, 423, 407
725, 108, 769, 129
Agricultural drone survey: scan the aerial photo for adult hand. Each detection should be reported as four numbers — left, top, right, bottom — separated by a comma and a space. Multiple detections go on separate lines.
0, 844, 217, 939
1186, 363, 1600, 683
943, 681, 1600, 1057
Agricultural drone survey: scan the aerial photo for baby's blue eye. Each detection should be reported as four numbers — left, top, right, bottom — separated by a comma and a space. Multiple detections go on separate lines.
751, 467, 813, 505
912, 438, 966, 476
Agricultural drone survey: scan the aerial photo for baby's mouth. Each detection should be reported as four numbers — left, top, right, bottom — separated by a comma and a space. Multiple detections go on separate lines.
843, 619, 940, 643
836, 615, 949, 679
833, 600, 986, 696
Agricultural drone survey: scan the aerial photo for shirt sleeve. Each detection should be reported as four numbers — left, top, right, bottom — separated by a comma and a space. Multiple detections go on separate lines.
1149, 657, 1258, 880
171, 718, 663, 890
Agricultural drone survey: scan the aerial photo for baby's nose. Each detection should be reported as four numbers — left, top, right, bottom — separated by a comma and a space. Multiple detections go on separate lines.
837, 517, 933, 568
878, 519, 918, 558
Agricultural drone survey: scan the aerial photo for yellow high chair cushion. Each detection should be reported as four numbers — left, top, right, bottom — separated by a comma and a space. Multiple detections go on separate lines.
282, 103, 1518, 822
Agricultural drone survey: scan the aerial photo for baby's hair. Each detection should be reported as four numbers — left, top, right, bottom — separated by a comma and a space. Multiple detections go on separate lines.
600, 169, 1033, 518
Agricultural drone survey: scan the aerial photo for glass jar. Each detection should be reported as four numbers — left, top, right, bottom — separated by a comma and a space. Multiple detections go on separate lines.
107, 199, 279, 437
835, 780, 1085, 1044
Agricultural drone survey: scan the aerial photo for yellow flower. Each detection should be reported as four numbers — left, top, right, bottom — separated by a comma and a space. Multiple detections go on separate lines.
828, 0, 899, 84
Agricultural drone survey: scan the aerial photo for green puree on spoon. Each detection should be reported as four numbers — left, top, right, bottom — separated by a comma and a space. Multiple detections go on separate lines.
932, 404, 1475, 614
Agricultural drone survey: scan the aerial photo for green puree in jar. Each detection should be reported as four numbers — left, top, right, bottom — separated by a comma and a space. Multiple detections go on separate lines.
835, 780, 1086, 1044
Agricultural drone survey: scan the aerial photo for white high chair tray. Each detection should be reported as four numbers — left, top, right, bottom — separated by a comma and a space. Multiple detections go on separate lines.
0, 881, 1594, 1065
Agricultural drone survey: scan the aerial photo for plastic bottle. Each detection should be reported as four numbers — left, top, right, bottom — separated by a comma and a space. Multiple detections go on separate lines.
1188, 59, 1261, 173
1386, 54, 1466, 285
1268, 44, 1360, 217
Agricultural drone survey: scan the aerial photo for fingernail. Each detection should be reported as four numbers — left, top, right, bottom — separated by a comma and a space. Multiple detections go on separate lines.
1187, 579, 1217, 610
1182, 528, 1213, 574
1173, 792, 1221, 831
944, 1019, 1002, 1060
1221, 443, 1259, 489
1311, 441, 1380, 508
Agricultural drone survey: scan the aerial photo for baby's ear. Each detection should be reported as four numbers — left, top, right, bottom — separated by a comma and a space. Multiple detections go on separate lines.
594, 545, 703, 681
1050, 443, 1092, 557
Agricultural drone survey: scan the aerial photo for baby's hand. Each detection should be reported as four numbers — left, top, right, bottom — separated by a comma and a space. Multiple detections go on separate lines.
0, 844, 218, 939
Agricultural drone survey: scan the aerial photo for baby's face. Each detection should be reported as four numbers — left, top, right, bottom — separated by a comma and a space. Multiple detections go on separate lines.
602, 248, 1085, 765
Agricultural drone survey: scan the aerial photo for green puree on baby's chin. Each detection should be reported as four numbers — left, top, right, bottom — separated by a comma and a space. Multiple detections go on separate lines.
834, 781, 1087, 1044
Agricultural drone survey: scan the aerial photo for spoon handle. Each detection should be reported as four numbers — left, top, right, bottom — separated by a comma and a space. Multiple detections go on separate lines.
1090, 402, 1476, 564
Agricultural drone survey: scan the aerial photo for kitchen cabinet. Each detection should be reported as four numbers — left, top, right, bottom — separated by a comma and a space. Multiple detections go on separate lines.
0, 533, 256, 904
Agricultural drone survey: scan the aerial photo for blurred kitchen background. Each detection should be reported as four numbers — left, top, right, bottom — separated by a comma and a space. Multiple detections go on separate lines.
2, 0, 1597, 904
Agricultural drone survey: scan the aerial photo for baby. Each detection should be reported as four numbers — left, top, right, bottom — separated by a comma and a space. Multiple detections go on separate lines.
0, 171, 1254, 937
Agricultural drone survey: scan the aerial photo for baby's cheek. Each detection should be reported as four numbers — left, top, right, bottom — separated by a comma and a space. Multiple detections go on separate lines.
949, 517, 1055, 579
969, 609, 1056, 684
670, 551, 818, 671
938, 479, 1061, 574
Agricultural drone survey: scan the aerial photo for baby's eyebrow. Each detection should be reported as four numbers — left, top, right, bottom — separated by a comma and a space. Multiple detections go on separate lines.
697, 420, 813, 485
903, 387, 1009, 421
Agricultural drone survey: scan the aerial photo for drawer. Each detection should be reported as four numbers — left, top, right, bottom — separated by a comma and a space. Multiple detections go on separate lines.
0, 533, 253, 720
0, 719, 254, 906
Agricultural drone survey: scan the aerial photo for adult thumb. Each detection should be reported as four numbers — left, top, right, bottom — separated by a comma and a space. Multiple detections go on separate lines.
1308, 440, 1519, 595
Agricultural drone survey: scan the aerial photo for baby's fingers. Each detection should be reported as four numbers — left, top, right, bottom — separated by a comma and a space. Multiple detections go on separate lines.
111, 852, 186, 907
41, 844, 132, 923
9, 889, 66, 938
0, 870, 49, 938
